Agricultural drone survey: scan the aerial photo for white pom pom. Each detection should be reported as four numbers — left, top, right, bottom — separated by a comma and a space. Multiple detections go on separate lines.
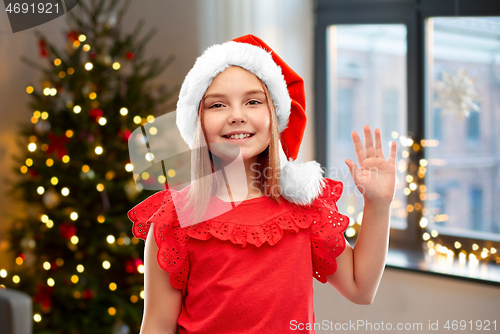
280, 158, 326, 206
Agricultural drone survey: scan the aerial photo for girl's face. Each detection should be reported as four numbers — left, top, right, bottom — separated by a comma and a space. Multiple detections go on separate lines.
202, 66, 271, 162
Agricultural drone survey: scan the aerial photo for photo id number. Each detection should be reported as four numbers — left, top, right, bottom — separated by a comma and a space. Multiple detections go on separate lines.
6, 2, 60, 14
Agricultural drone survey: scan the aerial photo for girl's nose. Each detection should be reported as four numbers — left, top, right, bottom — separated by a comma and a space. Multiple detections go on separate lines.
228, 106, 246, 124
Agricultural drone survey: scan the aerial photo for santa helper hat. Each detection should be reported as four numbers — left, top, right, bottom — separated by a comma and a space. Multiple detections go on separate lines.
175, 34, 325, 206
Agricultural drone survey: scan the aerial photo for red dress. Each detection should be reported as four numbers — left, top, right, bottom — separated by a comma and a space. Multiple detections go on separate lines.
128, 178, 349, 334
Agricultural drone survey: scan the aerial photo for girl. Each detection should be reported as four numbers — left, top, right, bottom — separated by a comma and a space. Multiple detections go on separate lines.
128, 34, 397, 334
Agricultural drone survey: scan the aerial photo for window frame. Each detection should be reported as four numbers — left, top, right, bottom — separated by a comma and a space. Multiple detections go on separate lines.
314, 0, 500, 252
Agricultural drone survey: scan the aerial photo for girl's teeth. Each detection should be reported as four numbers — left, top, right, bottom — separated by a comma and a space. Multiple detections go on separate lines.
229, 133, 251, 139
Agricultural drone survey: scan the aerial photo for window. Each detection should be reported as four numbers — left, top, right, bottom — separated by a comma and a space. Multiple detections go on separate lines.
470, 187, 483, 232
325, 23, 408, 231
433, 107, 442, 140
337, 88, 354, 144
466, 109, 480, 142
315, 0, 500, 282
425, 17, 500, 240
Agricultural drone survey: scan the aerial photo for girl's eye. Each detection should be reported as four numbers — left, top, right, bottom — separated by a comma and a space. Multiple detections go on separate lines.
209, 103, 224, 109
247, 100, 261, 105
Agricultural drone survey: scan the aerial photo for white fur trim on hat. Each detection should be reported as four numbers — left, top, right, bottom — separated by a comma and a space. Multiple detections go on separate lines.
176, 41, 292, 149
280, 158, 326, 206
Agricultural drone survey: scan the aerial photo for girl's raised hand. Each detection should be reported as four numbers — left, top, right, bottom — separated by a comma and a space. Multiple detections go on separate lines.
344, 125, 397, 205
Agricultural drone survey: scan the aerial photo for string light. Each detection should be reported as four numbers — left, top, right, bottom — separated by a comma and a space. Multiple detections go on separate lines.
34, 314, 42, 322
102, 261, 111, 269
26, 86, 34, 94
73, 105, 81, 114
125, 163, 133, 172
112, 62, 121, 70
85, 62, 93, 71
50, 177, 59, 185
120, 107, 128, 115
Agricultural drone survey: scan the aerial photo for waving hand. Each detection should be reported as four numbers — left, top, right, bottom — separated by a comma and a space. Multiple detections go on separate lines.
344, 125, 397, 205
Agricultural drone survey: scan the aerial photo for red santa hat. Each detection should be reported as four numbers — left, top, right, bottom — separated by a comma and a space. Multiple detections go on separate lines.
175, 34, 325, 205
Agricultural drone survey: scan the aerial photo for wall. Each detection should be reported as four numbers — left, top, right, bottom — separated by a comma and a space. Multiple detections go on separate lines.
313, 267, 500, 333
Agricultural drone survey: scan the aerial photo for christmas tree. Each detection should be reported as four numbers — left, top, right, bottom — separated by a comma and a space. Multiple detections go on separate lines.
1, 0, 177, 332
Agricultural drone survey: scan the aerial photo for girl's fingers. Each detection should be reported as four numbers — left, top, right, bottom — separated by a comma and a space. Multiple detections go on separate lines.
388, 141, 397, 166
364, 125, 375, 159
352, 131, 367, 164
375, 128, 385, 160
345, 159, 358, 182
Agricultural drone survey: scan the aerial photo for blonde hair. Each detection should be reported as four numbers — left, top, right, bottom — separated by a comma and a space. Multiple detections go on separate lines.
180, 68, 282, 229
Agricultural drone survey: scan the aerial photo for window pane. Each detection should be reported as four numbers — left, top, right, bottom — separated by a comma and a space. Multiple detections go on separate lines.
425, 17, 500, 239
326, 24, 408, 229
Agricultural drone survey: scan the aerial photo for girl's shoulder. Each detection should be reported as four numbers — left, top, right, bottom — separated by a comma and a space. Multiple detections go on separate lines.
127, 188, 174, 241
